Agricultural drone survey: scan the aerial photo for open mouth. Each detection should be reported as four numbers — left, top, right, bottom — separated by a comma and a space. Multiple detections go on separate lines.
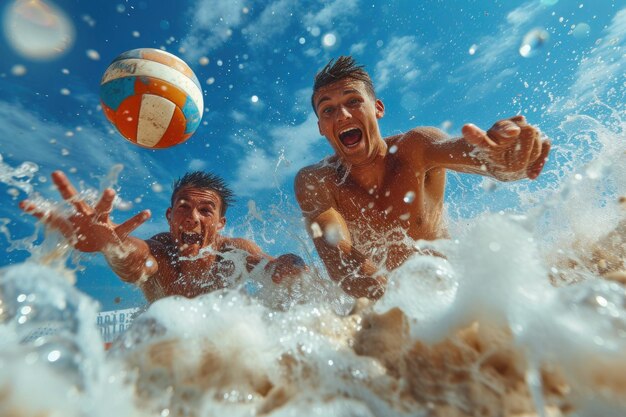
181, 232, 203, 246
339, 128, 363, 148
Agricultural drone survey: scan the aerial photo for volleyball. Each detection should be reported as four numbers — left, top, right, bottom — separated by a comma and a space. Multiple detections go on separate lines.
100, 48, 203, 149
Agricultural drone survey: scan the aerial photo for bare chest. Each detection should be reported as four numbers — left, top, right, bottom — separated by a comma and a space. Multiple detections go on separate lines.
332, 168, 446, 244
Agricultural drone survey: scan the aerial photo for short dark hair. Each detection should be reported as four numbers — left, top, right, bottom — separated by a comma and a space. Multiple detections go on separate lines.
311, 56, 376, 114
171, 172, 235, 216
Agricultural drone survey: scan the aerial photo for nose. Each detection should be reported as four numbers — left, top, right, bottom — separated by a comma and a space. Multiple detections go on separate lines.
337, 105, 351, 121
184, 208, 200, 227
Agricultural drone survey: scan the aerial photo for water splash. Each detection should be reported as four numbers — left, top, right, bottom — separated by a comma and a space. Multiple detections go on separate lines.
0, 113, 625, 417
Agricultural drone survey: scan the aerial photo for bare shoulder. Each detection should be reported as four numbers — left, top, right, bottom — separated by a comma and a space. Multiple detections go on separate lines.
389, 126, 450, 163
401, 126, 449, 145
294, 156, 339, 213
295, 157, 338, 190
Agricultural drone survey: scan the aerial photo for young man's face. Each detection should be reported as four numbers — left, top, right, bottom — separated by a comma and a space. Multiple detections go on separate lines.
166, 187, 225, 257
313, 78, 385, 166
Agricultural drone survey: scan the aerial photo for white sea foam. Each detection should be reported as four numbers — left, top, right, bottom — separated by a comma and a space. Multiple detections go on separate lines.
0, 106, 625, 416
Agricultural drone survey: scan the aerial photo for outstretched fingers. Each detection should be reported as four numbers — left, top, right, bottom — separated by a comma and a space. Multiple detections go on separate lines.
20, 200, 74, 237
462, 123, 498, 148
93, 188, 116, 221
51, 171, 90, 214
115, 209, 151, 240
19, 200, 44, 218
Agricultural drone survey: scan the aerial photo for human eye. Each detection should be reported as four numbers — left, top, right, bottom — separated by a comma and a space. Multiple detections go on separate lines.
199, 207, 212, 216
321, 106, 334, 116
348, 97, 361, 106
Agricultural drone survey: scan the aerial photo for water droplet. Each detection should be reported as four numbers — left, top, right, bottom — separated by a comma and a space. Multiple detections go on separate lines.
60, 88, 70, 95
132, 30, 140, 38
3, 0, 76, 60
86, 49, 100, 60
572, 22, 590, 38
324, 224, 343, 246
299, 37, 306, 45
206, 77, 215, 85
251, 95, 259, 103
403, 191, 415, 203
199, 56, 209, 66
440, 120, 453, 131
310, 26, 321, 37
540, 0, 558, 5
47, 350, 61, 362
389, 145, 398, 154
469, 44, 478, 55
11, 64, 27, 76
151, 183, 163, 193
519, 29, 549, 58
310, 222, 323, 238
489, 242, 502, 252
322, 33, 337, 48
116, 4, 126, 13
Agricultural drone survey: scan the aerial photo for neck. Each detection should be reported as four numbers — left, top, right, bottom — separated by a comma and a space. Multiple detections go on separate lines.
175, 235, 223, 269
345, 139, 388, 191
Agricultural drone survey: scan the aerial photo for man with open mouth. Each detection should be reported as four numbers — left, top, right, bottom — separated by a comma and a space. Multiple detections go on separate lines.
21, 171, 307, 303
295, 56, 551, 300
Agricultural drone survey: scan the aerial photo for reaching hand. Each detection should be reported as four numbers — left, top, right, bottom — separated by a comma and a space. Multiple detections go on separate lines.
19, 170, 150, 253
268, 253, 309, 284
462, 115, 551, 180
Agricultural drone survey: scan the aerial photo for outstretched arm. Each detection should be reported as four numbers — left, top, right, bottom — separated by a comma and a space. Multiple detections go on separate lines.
227, 238, 308, 284
20, 170, 157, 283
294, 170, 386, 300
422, 115, 551, 181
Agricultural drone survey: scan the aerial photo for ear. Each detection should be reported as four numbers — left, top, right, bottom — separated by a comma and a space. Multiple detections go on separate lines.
317, 119, 325, 136
375, 99, 385, 119
217, 216, 226, 232
166, 207, 172, 223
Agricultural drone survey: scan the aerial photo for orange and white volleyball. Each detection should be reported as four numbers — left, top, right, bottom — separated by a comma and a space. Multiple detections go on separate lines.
2, 0, 75, 61
100, 48, 204, 149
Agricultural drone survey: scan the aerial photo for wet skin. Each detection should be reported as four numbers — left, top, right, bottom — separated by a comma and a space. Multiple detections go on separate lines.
295, 78, 550, 300
21, 171, 307, 303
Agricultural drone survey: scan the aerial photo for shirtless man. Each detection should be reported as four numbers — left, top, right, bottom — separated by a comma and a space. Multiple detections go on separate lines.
21, 170, 306, 303
295, 56, 551, 300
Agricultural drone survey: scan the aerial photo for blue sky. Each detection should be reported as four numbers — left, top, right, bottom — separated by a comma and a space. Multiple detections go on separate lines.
0, 0, 623, 310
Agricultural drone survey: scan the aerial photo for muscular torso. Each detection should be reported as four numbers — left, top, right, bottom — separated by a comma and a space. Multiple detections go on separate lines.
298, 128, 449, 271
140, 234, 253, 302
